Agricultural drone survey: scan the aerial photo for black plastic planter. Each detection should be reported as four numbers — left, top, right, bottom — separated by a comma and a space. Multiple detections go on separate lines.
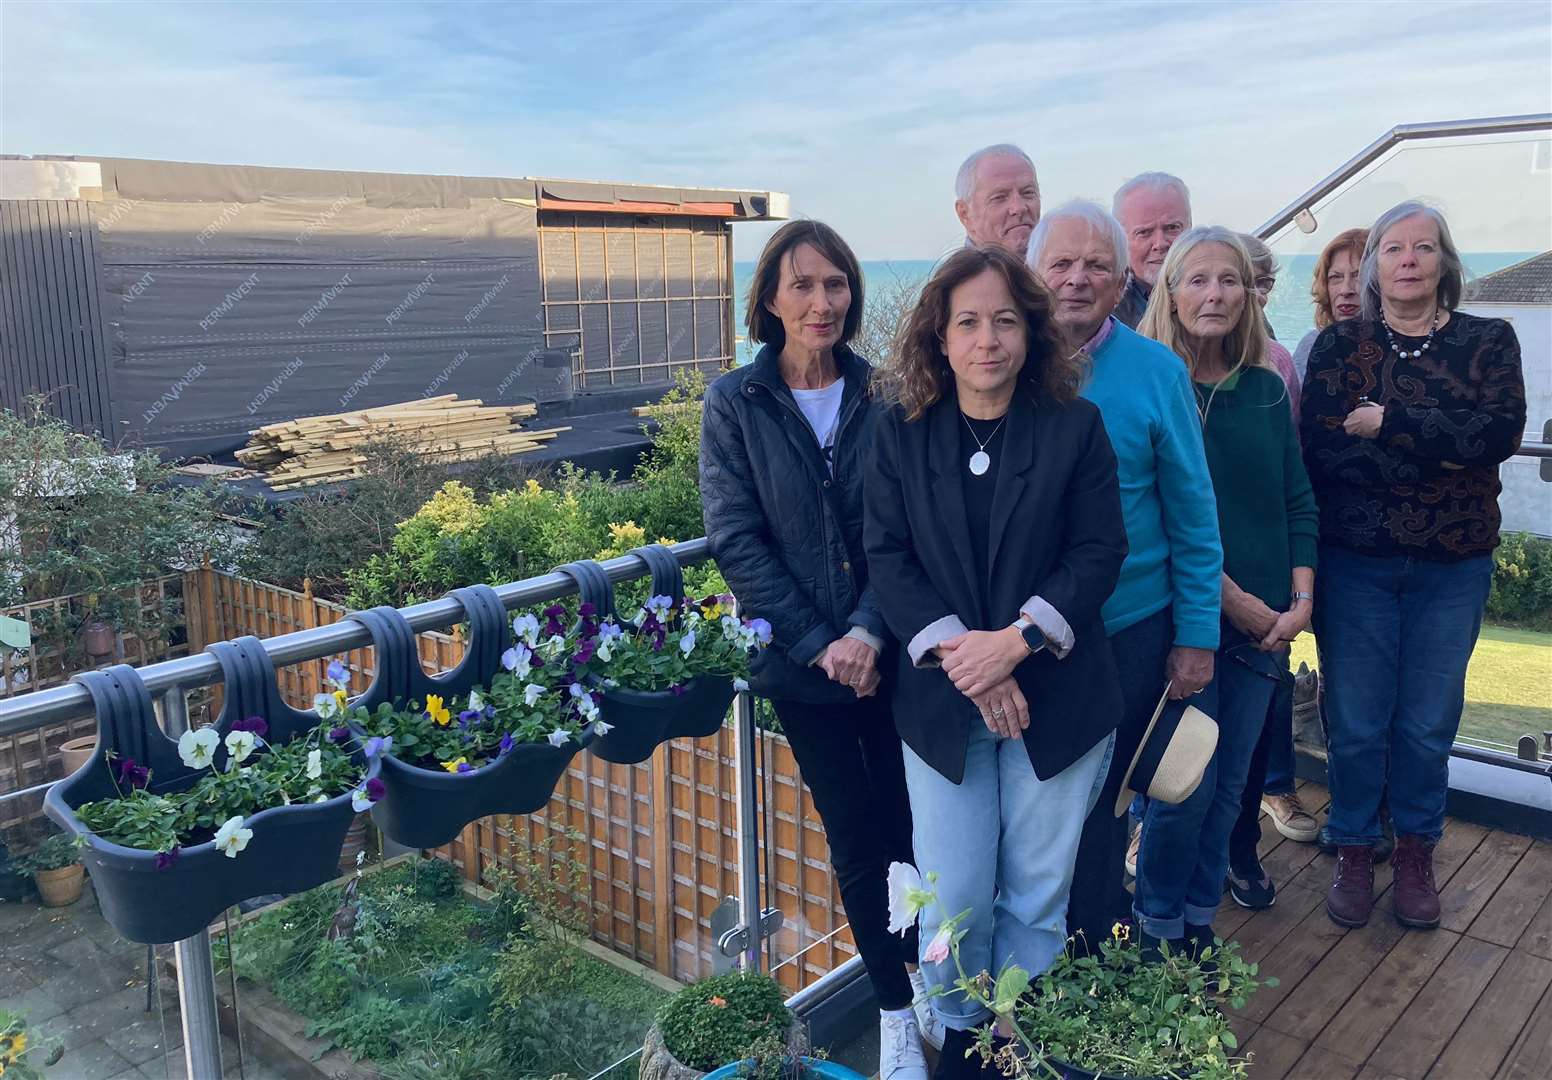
345, 588, 584, 849
555, 549, 735, 766
43, 637, 378, 944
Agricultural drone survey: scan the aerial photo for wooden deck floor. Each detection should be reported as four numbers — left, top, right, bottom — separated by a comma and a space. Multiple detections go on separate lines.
1219, 779, 1552, 1080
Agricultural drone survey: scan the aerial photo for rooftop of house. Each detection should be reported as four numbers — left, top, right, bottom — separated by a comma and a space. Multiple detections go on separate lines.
1466, 249, 1552, 305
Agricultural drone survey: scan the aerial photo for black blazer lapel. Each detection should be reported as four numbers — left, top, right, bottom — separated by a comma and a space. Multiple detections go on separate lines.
926, 398, 983, 627
987, 389, 1037, 576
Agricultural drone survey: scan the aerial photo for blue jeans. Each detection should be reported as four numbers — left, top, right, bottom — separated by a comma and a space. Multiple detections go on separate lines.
904, 716, 1113, 1030
1134, 626, 1281, 939
1315, 545, 1493, 846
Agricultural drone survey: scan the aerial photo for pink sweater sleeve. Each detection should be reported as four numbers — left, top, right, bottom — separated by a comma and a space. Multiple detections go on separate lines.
1267, 340, 1301, 440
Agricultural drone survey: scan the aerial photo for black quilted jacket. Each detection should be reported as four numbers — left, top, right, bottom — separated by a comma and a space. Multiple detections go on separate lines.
699, 343, 889, 704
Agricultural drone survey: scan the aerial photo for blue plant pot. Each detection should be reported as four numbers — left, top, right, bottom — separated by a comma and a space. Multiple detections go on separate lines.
703, 1058, 867, 1080
590, 675, 735, 764
363, 737, 584, 850
44, 642, 380, 945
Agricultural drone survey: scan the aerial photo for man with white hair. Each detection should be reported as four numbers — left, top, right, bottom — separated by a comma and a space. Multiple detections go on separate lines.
953, 143, 1040, 257
1112, 172, 1192, 328
1027, 200, 1222, 947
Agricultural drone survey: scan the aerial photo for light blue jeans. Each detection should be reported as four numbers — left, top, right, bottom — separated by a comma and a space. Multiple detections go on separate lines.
904, 717, 1113, 1030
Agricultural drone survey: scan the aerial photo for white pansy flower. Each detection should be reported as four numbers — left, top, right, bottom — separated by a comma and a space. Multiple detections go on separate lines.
546, 728, 570, 748
523, 683, 546, 707
591, 720, 614, 737
886, 862, 927, 936
312, 692, 340, 720
679, 630, 697, 656
596, 639, 613, 662
512, 613, 541, 646
467, 689, 485, 713
177, 728, 220, 771
733, 677, 750, 693
721, 615, 742, 640
213, 816, 253, 858
224, 730, 257, 766
577, 696, 600, 723
306, 748, 322, 780
351, 787, 373, 813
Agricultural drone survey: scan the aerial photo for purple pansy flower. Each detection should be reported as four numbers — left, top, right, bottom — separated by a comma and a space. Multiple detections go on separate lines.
456, 761, 474, 774
578, 602, 596, 618
326, 660, 349, 684
328, 726, 351, 744
572, 638, 595, 666
499, 732, 515, 755
364, 735, 392, 758
365, 777, 386, 801
749, 618, 773, 645
543, 603, 568, 637
117, 757, 150, 789
669, 683, 687, 697
155, 846, 182, 871
232, 716, 269, 737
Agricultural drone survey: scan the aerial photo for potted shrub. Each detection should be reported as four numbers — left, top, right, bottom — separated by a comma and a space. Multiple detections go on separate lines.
17, 833, 84, 907
640, 971, 816, 1080
0, 1008, 64, 1079
46, 645, 383, 944
890, 866, 1273, 1080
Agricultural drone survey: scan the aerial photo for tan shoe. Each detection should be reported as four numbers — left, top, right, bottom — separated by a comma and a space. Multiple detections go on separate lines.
1125, 824, 1141, 878
1262, 791, 1320, 843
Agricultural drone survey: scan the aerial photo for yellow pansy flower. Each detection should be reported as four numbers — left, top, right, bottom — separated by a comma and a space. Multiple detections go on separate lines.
425, 694, 451, 727
442, 757, 468, 773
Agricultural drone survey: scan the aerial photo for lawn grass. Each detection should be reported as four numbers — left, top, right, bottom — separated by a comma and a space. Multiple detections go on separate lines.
1290, 622, 1552, 752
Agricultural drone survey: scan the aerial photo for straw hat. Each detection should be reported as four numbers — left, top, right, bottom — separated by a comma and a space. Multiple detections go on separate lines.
1113, 686, 1219, 817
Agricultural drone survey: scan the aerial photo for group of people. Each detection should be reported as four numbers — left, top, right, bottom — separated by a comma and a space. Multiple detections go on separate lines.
698, 143, 1528, 1080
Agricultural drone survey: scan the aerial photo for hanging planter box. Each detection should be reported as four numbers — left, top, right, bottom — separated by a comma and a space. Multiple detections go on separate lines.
44, 637, 380, 945
345, 586, 585, 849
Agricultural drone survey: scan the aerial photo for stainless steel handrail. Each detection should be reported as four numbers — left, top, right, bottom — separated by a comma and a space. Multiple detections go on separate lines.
0, 539, 710, 735
1253, 113, 1552, 239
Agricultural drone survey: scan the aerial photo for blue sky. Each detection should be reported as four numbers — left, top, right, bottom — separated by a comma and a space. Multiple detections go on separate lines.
3, 0, 1549, 259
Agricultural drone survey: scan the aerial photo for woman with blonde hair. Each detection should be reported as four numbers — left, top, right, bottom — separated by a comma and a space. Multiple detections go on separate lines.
1133, 227, 1317, 958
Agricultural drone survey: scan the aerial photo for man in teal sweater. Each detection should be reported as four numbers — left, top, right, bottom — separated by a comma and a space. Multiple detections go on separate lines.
1028, 200, 1222, 944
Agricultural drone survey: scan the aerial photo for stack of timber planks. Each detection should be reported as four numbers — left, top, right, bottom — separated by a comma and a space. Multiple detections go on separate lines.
235, 395, 568, 490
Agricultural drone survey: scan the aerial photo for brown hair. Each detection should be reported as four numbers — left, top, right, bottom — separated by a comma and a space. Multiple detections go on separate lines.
1310, 227, 1368, 329
744, 220, 865, 350
879, 246, 1078, 421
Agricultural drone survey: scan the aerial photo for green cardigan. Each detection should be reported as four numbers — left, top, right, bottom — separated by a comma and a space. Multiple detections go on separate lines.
1195, 367, 1318, 609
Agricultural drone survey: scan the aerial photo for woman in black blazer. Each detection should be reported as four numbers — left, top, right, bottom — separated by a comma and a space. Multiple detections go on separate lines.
864, 246, 1126, 1062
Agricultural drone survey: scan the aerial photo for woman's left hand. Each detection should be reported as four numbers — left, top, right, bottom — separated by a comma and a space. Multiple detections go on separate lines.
939, 627, 1028, 699
1343, 403, 1384, 439
972, 677, 1029, 739
1258, 603, 1311, 651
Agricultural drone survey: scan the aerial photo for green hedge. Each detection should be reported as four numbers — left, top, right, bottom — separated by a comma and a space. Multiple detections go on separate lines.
1488, 532, 1552, 629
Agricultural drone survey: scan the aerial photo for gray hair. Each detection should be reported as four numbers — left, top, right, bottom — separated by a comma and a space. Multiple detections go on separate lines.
1239, 233, 1279, 278
1026, 199, 1129, 273
1359, 200, 1465, 319
1112, 171, 1192, 222
954, 144, 1038, 202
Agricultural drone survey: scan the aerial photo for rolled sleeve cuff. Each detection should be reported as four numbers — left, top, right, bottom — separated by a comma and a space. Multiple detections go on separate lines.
907, 614, 968, 668
1020, 596, 1075, 659
844, 626, 885, 653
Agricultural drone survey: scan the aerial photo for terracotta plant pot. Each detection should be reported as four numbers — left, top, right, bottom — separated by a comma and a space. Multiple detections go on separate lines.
35, 863, 85, 907
81, 619, 117, 659
640, 1017, 809, 1080
59, 735, 98, 777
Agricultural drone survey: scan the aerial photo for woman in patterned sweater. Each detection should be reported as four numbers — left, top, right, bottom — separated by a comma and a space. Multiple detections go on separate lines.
1300, 201, 1526, 933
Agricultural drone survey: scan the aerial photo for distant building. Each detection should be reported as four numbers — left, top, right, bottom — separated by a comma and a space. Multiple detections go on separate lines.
1463, 251, 1551, 539
0, 156, 787, 458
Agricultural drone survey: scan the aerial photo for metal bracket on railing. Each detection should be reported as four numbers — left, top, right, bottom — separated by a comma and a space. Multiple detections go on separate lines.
716, 903, 785, 959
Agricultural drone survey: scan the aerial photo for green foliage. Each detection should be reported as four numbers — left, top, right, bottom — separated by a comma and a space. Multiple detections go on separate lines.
656, 971, 792, 1073
1488, 532, 1552, 629
305, 994, 407, 1061
377, 1037, 511, 1080
0, 1008, 63, 1080
0, 400, 235, 662
15, 833, 80, 874
502, 993, 644, 1077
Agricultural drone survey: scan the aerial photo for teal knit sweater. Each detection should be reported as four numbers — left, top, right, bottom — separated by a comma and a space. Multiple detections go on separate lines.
1195, 367, 1319, 608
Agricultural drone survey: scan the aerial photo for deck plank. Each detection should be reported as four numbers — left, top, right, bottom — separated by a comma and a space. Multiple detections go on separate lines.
1229, 882, 1327, 963
1494, 978, 1552, 1080
1467, 841, 1552, 948
1241, 1025, 1309, 1080
1364, 934, 1508, 1079
1520, 886, 1552, 960
1439, 831, 1533, 934
1266, 917, 1408, 1041
1426, 949, 1552, 1080
1288, 1043, 1362, 1080
1312, 927, 1460, 1063
1236, 902, 1348, 1025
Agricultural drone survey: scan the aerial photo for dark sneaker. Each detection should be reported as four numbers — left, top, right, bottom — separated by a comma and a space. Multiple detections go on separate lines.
1226, 862, 1276, 909
1392, 834, 1441, 929
1327, 844, 1375, 927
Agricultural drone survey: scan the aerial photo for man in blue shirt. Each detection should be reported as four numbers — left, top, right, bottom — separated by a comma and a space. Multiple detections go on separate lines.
1028, 200, 1223, 946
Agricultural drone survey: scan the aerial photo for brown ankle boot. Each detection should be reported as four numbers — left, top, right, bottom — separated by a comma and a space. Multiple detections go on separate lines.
1392, 834, 1441, 928
1327, 845, 1375, 927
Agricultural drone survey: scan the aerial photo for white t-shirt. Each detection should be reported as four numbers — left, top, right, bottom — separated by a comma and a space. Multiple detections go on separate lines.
791, 378, 845, 474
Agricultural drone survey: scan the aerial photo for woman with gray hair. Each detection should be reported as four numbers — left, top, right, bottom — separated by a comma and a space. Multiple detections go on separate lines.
1300, 201, 1526, 932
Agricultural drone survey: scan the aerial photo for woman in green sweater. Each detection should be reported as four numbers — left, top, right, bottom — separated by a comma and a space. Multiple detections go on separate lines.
1132, 227, 1319, 958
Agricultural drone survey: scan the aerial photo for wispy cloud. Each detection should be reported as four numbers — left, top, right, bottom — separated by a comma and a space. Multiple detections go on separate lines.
3, 0, 1548, 257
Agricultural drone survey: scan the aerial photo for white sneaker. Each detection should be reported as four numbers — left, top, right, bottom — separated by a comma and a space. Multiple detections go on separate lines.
879, 1012, 930, 1080
907, 969, 946, 1051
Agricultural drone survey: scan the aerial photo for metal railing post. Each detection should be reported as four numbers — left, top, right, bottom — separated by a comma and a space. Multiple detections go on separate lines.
733, 687, 763, 972
160, 684, 190, 737
173, 928, 224, 1078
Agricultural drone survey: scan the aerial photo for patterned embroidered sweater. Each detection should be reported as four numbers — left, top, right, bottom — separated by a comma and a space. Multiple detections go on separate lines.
1299, 312, 1526, 561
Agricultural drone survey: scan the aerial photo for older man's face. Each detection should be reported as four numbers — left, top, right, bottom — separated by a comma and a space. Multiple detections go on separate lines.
1116, 186, 1190, 286
956, 155, 1040, 257
1035, 218, 1126, 345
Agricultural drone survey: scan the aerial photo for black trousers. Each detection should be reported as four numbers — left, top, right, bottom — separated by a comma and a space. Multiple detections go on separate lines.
1066, 607, 1174, 949
773, 694, 918, 1010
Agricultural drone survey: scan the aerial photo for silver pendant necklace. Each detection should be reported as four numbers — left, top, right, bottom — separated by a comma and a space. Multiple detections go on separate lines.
960, 411, 1007, 476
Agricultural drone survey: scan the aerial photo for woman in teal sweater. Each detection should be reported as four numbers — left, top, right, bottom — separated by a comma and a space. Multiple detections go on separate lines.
1133, 226, 1318, 957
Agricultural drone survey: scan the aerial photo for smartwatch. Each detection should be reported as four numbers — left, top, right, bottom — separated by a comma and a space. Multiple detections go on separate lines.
1014, 615, 1048, 656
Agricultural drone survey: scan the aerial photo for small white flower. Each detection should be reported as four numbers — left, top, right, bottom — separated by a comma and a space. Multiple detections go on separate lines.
224, 730, 257, 765
733, 677, 750, 693
577, 697, 600, 723
355, 850, 366, 867
546, 728, 570, 748
684, 610, 702, 627
679, 630, 697, 656
544, 633, 566, 657
501, 645, 532, 678
314, 793, 328, 803
351, 787, 373, 812
523, 683, 546, 707
596, 639, 613, 663
886, 862, 928, 936
213, 816, 253, 858
512, 613, 541, 646
722, 615, 742, 640
313, 692, 340, 720
467, 689, 485, 713
177, 728, 220, 771
306, 748, 322, 780
591, 720, 614, 737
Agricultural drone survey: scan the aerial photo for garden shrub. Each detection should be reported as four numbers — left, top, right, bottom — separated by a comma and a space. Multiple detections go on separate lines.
1487, 532, 1552, 629
502, 993, 645, 1077
656, 971, 791, 1072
